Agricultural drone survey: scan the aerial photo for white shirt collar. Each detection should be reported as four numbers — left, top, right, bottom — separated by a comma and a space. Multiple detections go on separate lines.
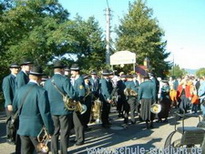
29, 79, 39, 86
54, 72, 62, 75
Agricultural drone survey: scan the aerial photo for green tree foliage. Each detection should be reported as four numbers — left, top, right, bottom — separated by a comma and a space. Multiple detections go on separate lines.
72, 15, 106, 73
169, 64, 187, 78
0, 0, 106, 76
115, 0, 170, 77
196, 68, 205, 78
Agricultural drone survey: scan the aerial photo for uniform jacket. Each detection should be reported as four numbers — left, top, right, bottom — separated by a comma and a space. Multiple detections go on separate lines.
73, 75, 86, 102
44, 74, 75, 115
13, 82, 54, 136
90, 77, 100, 94
117, 80, 126, 95
125, 81, 139, 94
138, 80, 156, 102
16, 71, 29, 89
99, 78, 113, 101
2, 74, 16, 107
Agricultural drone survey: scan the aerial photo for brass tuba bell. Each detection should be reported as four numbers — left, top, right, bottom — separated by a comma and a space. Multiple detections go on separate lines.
63, 96, 87, 114
150, 103, 162, 114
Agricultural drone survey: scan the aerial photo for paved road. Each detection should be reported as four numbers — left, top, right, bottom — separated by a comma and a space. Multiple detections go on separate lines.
0, 109, 202, 154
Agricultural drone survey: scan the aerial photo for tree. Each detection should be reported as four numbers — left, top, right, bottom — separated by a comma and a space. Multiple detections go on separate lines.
115, 0, 170, 77
196, 68, 205, 78
72, 15, 106, 72
169, 64, 187, 78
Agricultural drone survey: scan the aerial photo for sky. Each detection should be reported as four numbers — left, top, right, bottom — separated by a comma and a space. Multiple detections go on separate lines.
58, 0, 205, 70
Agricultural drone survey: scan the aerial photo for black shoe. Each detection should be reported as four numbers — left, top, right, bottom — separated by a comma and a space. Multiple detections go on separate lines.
163, 119, 168, 123
131, 121, 136, 125
85, 127, 92, 132
70, 139, 77, 143
156, 120, 162, 123
102, 124, 110, 128
150, 122, 154, 129
75, 142, 84, 146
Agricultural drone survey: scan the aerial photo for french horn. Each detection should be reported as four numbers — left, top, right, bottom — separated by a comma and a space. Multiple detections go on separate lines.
150, 103, 162, 114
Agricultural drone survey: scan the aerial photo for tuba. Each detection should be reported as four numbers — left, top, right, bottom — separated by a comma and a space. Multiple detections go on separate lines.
37, 127, 50, 153
150, 103, 162, 114
92, 98, 102, 124
63, 96, 87, 114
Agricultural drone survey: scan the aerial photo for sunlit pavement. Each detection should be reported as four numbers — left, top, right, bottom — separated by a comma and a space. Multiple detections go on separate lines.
0, 108, 201, 154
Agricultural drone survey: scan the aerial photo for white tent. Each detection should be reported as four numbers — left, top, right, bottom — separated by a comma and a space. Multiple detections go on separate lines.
110, 50, 136, 71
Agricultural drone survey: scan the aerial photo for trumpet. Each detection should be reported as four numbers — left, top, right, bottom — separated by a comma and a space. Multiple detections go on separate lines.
63, 96, 87, 114
36, 127, 50, 153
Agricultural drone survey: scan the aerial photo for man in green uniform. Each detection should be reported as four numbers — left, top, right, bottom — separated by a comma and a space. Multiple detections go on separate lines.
2, 63, 19, 144
13, 66, 54, 154
124, 75, 138, 125
70, 64, 86, 146
99, 69, 113, 128
44, 61, 75, 154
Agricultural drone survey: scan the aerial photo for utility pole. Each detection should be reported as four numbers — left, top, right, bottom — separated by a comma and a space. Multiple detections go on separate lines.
105, 0, 111, 65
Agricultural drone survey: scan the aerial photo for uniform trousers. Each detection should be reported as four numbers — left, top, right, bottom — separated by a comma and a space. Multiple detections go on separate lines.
101, 102, 111, 125
20, 136, 40, 154
6, 107, 21, 154
127, 96, 137, 123
51, 114, 72, 154
73, 111, 84, 144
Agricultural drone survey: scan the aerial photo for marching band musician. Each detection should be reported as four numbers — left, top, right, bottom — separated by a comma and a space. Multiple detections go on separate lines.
89, 70, 100, 123
15, 58, 33, 153
70, 64, 86, 146
99, 69, 113, 128
2, 63, 19, 145
124, 75, 138, 125
44, 61, 75, 154
82, 75, 93, 131
116, 74, 127, 118
13, 66, 54, 154
138, 73, 156, 129
90, 70, 100, 99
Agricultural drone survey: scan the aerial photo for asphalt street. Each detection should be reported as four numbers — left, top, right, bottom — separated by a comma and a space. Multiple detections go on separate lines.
0, 108, 202, 154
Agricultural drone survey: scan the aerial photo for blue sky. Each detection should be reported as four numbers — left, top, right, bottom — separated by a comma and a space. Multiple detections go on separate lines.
58, 0, 205, 69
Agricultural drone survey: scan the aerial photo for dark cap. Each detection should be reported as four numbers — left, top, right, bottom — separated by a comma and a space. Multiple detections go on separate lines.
126, 74, 133, 79
102, 69, 110, 76
29, 66, 44, 76
20, 58, 33, 66
53, 61, 65, 69
120, 75, 126, 78
83, 75, 90, 79
91, 70, 97, 75
64, 67, 70, 71
144, 72, 150, 79
70, 64, 80, 71
9, 63, 20, 68
41, 76, 49, 81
